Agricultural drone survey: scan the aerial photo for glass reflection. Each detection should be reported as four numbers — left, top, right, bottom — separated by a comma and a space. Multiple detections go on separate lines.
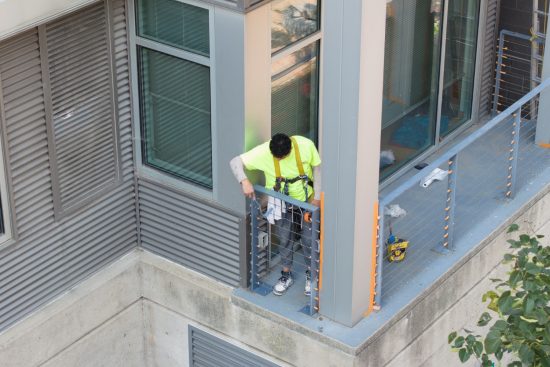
380, 0, 443, 179
440, 0, 480, 137
271, 42, 319, 143
271, 0, 319, 53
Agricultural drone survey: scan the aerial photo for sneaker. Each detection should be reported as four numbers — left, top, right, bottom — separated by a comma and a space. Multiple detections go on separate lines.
304, 270, 311, 296
273, 271, 293, 296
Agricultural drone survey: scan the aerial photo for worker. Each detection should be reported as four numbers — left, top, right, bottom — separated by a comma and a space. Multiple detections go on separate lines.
230, 133, 321, 296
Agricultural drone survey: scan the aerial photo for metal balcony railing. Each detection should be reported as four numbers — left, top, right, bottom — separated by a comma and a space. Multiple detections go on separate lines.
375, 77, 550, 308
249, 185, 321, 316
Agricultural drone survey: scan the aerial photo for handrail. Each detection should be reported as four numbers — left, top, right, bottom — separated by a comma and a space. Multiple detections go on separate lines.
373, 78, 550, 309
380, 77, 550, 206
249, 184, 321, 316
253, 185, 319, 211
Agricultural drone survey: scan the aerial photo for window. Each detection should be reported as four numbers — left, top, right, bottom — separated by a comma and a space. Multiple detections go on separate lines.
380, 0, 480, 180
135, 0, 213, 189
271, 0, 321, 144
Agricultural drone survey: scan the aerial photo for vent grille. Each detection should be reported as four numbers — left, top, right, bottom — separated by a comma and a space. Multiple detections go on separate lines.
189, 326, 279, 367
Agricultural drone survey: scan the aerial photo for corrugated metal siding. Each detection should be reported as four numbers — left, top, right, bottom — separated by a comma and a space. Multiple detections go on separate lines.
45, 2, 120, 213
478, 0, 500, 118
189, 326, 279, 367
0, 0, 137, 332
138, 179, 242, 286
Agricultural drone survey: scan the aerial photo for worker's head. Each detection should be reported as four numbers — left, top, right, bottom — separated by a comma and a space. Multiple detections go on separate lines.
269, 133, 292, 159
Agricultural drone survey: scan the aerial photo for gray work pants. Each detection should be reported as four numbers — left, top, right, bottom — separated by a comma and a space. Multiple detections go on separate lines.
275, 206, 313, 270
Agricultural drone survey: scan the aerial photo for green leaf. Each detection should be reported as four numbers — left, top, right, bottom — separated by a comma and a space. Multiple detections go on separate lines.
483, 291, 499, 303
509, 270, 522, 288
492, 320, 508, 331
525, 262, 542, 275
507, 239, 521, 248
466, 334, 476, 344
485, 331, 502, 354
474, 341, 483, 357
503, 254, 514, 262
459, 348, 470, 363
478, 312, 492, 327
520, 234, 530, 244
523, 296, 535, 315
448, 331, 457, 344
507, 362, 522, 367
539, 351, 550, 367
534, 309, 549, 324
498, 292, 513, 314
495, 347, 504, 360
536, 234, 545, 238
507, 224, 519, 233
519, 344, 535, 365
453, 336, 465, 348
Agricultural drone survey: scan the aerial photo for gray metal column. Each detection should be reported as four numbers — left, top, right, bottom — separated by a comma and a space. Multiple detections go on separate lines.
213, 9, 247, 214
535, 16, 550, 145
320, 0, 386, 326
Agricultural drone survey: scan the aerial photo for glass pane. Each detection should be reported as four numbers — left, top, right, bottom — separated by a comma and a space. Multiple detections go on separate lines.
136, 0, 209, 56
380, 0, 443, 180
271, 0, 320, 53
271, 41, 319, 144
138, 47, 212, 188
439, 0, 480, 137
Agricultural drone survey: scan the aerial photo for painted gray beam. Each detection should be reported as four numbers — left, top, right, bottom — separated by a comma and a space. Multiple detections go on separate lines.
213, 8, 246, 213
535, 21, 550, 146
319, 0, 385, 326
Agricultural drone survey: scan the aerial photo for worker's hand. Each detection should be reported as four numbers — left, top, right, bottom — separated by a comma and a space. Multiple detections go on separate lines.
240, 179, 255, 199
310, 199, 321, 207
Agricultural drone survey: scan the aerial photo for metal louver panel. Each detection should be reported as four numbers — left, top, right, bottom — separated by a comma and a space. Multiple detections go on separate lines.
479, 0, 500, 118
138, 178, 242, 286
111, 0, 135, 181
189, 326, 279, 367
0, 0, 138, 332
0, 29, 55, 238
45, 1, 120, 213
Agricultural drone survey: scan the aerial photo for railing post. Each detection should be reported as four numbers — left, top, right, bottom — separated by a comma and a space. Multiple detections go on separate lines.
374, 203, 385, 307
433, 155, 458, 254
309, 209, 321, 316
250, 199, 260, 291
506, 108, 522, 198
492, 31, 506, 114
250, 198, 270, 295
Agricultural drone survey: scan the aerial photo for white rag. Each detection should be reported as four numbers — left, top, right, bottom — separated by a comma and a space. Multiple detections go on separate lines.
265, 196, 286, 225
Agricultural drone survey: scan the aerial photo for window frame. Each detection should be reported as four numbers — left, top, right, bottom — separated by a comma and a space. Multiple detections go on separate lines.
129, 0, 217, 200
0, 80, 15, 247
270, 1, 322, 146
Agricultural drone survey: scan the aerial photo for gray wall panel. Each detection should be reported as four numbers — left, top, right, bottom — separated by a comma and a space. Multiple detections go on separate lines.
0, 0, 138, 332
138, 178, 242, 286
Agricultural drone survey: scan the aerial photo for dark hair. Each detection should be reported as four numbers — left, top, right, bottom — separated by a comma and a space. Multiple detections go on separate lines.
269, 133, 292, 159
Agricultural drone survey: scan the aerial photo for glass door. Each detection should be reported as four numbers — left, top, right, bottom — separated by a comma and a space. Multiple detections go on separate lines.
380, 0, 480, 181
440, 0, 480, 137
380, 0, 444, 179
